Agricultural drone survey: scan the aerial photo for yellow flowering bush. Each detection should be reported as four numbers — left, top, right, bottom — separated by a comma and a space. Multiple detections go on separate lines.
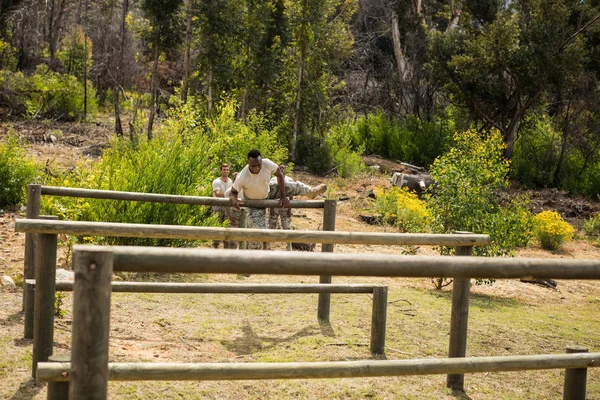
374, 186, 431, 233
533, 211, 575, 250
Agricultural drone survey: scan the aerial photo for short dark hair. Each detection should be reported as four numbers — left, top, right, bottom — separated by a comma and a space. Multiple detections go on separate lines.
248, 149, 261, 159
220, 163, 230, 169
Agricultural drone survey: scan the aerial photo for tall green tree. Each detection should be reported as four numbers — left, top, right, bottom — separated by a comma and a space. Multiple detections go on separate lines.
429, 0, 599, 159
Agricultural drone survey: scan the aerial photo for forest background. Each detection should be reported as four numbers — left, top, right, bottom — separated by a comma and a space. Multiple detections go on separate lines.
2, 0, 600, 253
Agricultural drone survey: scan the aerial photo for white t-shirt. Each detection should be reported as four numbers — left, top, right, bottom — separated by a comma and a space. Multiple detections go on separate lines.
233, 158, 278, 199
212, 177, 232, 197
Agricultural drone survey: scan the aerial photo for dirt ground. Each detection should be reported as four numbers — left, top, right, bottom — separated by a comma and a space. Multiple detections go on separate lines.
1, 120, 600, 399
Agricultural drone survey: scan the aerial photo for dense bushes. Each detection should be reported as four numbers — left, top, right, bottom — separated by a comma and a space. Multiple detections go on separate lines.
373, 187, 431, 233
427, 129, 533, 257
42, 99, 288, 246
352, 110, 453, 167
533, 211, 574, 250
0, 134, 39, 207
0, 65, 97, 120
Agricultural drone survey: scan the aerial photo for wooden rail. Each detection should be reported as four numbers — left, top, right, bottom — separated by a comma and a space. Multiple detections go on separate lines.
15, 219, 490, 246
40, 185, 326, 208
95, 246, 600, 279
58, 246, 598, 399
37, 352, 600, 382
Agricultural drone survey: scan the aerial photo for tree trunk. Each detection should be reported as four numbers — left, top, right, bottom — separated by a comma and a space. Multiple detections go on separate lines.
207, 67, 213, 116
291, 0, 308, 163
181, 0, 193, 103
114, 0, 128, 137
391, 12, 411, 115
147, 44, 160, 140
82, 0, 89, 118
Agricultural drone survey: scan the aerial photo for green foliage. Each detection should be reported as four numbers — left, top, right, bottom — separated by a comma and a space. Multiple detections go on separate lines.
42, 98, 288, 246
427, 129, 533, 259
373, 187, 431, 233
56, 26, 93, 81
532, 211, 575, 250
352, 110, 453, 167
0, 134, 39, 207
0, 65, 97, 120
54, 292, 66, 318
325, 121, 365, 179
584, 214, 600, 239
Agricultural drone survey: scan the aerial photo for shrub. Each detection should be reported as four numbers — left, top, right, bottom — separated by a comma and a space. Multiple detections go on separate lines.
0, 134, 39, 207
427, 129, 533, 259
42, 97, 288, 246
533, 211, 575, 250
373, 187, 431, 233
326, 122, 366, 178
584, 214, 600, 238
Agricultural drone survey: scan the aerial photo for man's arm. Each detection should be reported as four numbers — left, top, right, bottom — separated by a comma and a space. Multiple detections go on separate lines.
229, 188, 241, 210
274, 166, 289, 208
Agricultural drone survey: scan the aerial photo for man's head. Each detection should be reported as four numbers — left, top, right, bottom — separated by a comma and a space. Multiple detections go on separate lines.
278, 164, 286, 174
247, 149, 262, 174
220, 163, 230, 178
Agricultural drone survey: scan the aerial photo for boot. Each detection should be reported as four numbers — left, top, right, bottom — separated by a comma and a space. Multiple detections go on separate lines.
306, 184, 327, 199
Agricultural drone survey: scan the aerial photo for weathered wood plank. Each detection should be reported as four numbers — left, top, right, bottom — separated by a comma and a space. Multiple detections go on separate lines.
23, 184, 41, 339
36, 352, 600, 382
15, 220, 491, 246
40, 186, 325, 209
27, 280, 381, 294
70, 248, 113, 399
82, 245, 600, 279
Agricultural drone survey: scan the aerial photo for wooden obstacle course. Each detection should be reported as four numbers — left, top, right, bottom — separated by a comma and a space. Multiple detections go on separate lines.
42, 245, 599, 399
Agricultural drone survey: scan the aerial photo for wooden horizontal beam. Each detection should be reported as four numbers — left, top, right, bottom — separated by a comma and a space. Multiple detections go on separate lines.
36, 352, 600, 382
15, 220, 490, 246
40, 186, 325, 209
72, 245, 600, 279
25, 280, 380, 294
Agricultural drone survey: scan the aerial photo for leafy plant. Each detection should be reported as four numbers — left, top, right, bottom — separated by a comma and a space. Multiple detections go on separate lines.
533, 211, 575, 250
583, 214, 600, 239
54, 292, 67, 318
373, 187, 431, 233
427, 129, 533, 286
0, 133, 39, 207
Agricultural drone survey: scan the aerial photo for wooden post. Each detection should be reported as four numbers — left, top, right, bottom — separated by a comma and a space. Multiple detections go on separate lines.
446, 243, 473, 392
23, 184, 41, 339
47, 354, 70, 400
32, 233, 58, 379
25, 215, 58, 340
370, 286, 387, 355
318, 200, 336, 321
563, 345, 589, 400
239, 208, 248, 250
70, 248, 113, 400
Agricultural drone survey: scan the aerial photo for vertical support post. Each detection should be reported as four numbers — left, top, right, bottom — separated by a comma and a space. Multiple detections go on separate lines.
239, 208, 248, 250
446, 243, 473, 392
25, 214, 58, 339
70, 248, 113, 400
318, 200, 336, 321
23, 184, 41, 339
370, 286, 387, 355
32, 233, 58, 379
47, 354, 70, 400
563, 345, 589, 400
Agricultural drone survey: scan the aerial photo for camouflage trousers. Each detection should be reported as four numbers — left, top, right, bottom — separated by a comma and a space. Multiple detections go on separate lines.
212, 206, 237, 249
246, 181, 311, 249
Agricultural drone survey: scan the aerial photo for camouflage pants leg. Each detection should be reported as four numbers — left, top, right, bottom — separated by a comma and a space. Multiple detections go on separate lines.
224, 206, 238, 249
247, 207, 266, 249
268, 181, 312, 199
212, 206, 227, 248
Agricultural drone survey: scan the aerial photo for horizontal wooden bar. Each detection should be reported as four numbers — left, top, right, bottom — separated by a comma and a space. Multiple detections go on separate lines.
36, 352, 600, 382
25, 280, 380, 294
15, 220, 491, 246
74, 245, 600, 279
40, 186, 324, 209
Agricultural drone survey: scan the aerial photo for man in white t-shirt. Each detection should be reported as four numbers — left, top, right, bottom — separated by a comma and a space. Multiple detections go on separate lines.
230, 150, 288, 231
211, 163, 232, 248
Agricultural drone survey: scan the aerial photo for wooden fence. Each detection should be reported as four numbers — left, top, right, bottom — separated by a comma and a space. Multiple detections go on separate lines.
22, 183, 335, 339
38, 245, 600, 399
15, 218, 489, 390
